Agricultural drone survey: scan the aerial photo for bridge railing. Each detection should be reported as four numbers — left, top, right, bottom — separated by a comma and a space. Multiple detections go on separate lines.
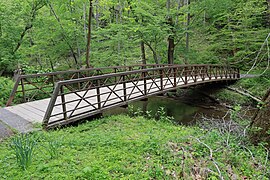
6, 64, 172, 106
43, 64, 240, 129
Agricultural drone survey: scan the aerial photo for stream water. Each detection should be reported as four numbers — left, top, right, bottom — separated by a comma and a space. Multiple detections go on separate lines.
103, 95, 228, 125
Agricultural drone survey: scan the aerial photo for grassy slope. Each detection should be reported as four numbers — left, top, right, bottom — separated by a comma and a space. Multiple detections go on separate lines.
0, 115, 269, 179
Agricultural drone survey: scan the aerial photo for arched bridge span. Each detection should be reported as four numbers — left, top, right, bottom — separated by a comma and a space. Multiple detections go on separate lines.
3, 64, 240, 129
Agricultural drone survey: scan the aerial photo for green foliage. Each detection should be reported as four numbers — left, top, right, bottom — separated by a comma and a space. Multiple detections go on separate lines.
10, 133, 38, 170
0, 0, 268, 72
127, 105, 173, 123
216, 89, 250, 105
237, 71, 270, 98
0, 77, 18, 107
47, 138, 61, 159
127, 105, 143, 117
155, 107, 174, 123
0, 115, 269, 178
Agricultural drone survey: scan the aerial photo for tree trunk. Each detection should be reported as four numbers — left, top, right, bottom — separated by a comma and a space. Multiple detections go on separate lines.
13, 1, 45, 54
167, 0, 174, 64
83, 3, 87, 42
86, 0, 93, 68
185, 0, 190, 64
145, 43, 159, 64
168, 34, 175, 64
250, 88, 270, 145
49, 3, 78, 67
95, 0, 100, 28
266, 0, 270, 27
141, 41, 146, 64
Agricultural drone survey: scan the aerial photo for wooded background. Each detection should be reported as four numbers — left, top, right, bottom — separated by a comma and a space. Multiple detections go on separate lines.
0, 0, 269, 75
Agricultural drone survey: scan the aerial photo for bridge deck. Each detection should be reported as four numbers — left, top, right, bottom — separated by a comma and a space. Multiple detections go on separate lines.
0, 64, 240, 130
2, 76, 228, 131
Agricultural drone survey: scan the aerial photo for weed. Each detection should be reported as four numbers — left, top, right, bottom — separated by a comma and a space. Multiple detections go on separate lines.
10, 133, 38, 170
155, 107, 174, 122
47, 139, 61, 159
127, 105, 143, 117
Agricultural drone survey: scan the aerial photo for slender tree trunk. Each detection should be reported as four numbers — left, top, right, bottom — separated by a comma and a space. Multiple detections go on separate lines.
13, 25, 33, 54
250, 88, 270, 145
141, 41, 146, 64
176, 0, 182, 25
95, 0, 100, 28
184, 0, 190, 64
86, 0, 93, 68
167, 17, 175, 64
83, 3, 87, 42
167, 0, 174, 64
77, 38, 81, 68
48, 57, 55, 71
185, 0, 190, 52
13, 1, 45, 54
145, 43, 158, 64
49, 3, 78, 66
168, 35, 175, 64
266, 0, 270, 27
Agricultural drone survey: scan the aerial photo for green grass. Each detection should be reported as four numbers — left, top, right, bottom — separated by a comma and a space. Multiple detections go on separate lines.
0, 115, 269, 179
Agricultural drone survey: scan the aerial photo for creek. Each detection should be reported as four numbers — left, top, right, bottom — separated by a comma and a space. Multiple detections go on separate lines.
103, 95, 228, 125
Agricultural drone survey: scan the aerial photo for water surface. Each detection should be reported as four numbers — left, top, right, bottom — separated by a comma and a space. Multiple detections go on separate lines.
103, 96, 226, 124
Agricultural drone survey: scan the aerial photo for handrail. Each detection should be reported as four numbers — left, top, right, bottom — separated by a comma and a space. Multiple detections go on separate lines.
42, 64, 240, 129
6, 64, 172, 106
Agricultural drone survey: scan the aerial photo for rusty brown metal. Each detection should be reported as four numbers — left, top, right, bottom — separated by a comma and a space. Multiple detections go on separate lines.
41, 64, 240, 129
6, 64, 170, 106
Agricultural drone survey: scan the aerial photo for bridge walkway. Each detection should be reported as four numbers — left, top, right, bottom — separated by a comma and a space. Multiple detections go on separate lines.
0, 64, 240, 130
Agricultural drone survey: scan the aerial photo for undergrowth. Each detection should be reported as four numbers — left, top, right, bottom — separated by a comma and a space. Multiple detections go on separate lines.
215, 70, 270, 105
0, 114, 269, 179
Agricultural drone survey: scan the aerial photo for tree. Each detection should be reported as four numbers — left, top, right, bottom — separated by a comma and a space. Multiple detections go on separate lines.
250, 88, 270, 145
86, 0, 93, 68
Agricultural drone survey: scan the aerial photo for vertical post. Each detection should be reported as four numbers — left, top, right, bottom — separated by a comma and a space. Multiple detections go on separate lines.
209, 66, 212, 80
143, 72, 147, 95
97, 79, 101, 109
194, 66, 197, 83
113, 68, 117, 83
123, 75, 127, 102
77, 72, 81, 89
237, 68, 240, 79
202, 66, 205, 81
220, 67, 223, 79
21, 78, 26, 103
184, 67, 188, 84
173, 67, 177, 87
50, 75, 54, 88
215, 66, 218, 79
60, 85, 67, 120
6, 76, 21, 106
160, 69, 163, 91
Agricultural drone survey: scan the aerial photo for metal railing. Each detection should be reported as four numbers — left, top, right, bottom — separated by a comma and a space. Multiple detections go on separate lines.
42, 64, 240, 129
6, 64, 172, 106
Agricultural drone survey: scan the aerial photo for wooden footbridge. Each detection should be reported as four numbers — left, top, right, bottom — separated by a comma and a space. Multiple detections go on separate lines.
2, 64, 240, 130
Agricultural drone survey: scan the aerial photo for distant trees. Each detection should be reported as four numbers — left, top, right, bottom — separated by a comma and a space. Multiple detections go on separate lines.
0, 0, 269, 74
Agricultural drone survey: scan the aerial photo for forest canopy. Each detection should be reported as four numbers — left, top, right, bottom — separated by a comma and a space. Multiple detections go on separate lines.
0, 0, 269, 75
